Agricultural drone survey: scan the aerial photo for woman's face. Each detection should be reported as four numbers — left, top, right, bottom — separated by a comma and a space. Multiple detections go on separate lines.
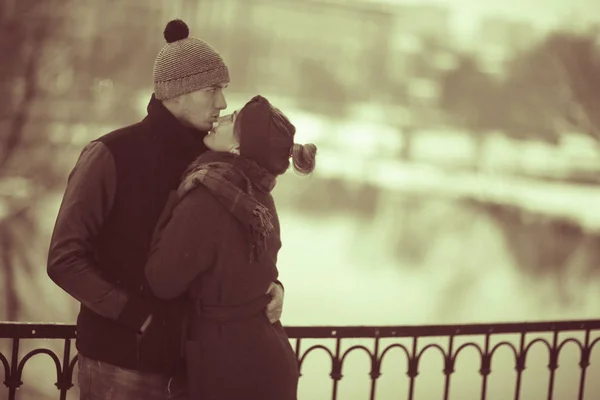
203, 109, 240, 152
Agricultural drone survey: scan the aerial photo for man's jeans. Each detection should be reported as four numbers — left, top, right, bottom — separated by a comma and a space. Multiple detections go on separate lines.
77, 353, 187, 400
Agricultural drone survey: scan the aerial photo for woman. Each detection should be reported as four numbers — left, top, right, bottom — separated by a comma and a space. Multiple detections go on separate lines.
145, 95, 317, 400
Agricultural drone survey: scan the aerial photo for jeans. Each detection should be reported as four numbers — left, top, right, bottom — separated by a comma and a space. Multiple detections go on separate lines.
77, 353, 187, 400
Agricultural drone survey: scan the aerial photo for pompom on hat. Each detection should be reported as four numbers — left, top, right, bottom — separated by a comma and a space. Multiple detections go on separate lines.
153, 19, 230, 100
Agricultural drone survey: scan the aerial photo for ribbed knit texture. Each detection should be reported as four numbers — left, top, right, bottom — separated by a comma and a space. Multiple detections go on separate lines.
153, 37, 230, 100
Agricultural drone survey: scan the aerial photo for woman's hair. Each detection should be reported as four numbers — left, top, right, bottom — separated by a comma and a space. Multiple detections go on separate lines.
291, 143, 317, 175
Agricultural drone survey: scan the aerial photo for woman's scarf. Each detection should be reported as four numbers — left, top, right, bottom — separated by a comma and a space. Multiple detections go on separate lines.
178, 151, 276, 262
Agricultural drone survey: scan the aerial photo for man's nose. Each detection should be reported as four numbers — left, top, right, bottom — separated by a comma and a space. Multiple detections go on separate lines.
215, 90, 227, 110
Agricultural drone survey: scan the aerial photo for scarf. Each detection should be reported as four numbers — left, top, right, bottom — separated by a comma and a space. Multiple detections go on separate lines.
178, 151, 277, 262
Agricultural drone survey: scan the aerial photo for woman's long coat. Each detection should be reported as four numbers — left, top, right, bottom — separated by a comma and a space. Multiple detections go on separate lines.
145, 173, 299, 400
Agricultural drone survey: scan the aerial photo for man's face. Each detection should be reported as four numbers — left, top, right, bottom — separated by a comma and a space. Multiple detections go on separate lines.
176, 83, 228, 131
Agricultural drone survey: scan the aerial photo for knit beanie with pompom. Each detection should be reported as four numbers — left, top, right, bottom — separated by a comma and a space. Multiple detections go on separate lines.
153, 19, 230, 100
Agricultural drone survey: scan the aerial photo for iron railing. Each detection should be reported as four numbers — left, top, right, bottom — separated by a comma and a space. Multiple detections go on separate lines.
2, 319, 600, 400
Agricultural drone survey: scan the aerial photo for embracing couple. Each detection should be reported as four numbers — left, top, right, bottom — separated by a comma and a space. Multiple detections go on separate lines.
47, 19, 316, 400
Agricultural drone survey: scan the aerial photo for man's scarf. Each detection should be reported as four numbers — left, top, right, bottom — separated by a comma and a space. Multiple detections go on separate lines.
178, 151, 276, 262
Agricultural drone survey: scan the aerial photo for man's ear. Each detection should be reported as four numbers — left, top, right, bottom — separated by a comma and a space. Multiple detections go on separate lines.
166, 92, 186, 106
162, 97, 179, 112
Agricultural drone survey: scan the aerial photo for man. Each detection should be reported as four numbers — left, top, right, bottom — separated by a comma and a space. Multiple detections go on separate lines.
47, 19, 285, 400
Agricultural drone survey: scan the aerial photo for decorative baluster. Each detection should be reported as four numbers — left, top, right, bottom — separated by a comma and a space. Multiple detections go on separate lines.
330, 337, 343, 400
547, 330, 559, 400
56, 338, 73, 400
294, 338, 302, 378
369, 334, 381, 400
443, 335, 455, 400
0, 350, 9, 393
7, 337, 22, 400
514, 332, 527, 400
577, 329, 591, 400
406, 336, 419, 400
479, 333, 491, 400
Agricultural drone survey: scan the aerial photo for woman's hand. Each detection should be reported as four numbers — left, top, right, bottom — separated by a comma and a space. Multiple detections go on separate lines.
265, 281, 284, 324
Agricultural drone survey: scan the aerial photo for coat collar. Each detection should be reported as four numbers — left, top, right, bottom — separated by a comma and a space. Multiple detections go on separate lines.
143, 94, 210, 211
144, 94, 208, 151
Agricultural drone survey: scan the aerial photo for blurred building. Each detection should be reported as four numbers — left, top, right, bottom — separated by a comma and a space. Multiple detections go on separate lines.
386, 4, 452, 75
183, 0, 396, 104
474, 16, 540, 75
161, 0, 454, 110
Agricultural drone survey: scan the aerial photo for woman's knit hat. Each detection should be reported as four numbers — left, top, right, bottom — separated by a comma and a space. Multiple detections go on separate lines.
153, 19, 230, 100
237, 95, 296, 175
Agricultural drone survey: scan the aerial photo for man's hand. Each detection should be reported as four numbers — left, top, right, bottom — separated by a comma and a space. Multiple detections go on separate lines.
265, 281, 284, 324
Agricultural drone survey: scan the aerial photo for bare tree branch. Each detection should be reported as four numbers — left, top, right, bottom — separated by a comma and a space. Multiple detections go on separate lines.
551, 48, 599, 137
0, 21, 49, 175
0, 222, 19, 320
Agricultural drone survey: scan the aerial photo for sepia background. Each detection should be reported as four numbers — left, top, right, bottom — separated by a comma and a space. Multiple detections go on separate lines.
1, 0, 600, 398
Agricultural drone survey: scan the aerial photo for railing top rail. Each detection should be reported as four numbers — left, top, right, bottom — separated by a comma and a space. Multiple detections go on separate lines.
2, 319, 600, 339
0, 322, 77, 339
287, 319, 600, 338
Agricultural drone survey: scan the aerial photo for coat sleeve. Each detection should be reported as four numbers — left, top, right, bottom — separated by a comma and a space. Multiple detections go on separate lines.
145, 188, 220, 300
47, 141, 152, 332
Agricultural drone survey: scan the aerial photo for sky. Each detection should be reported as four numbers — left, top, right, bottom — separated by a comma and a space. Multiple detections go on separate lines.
365, 0, 599, 25
364, 0, 600, 38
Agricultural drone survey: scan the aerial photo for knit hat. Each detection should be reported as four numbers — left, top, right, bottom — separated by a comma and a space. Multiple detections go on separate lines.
153, 19, 230, 100
237, 95, 296, 175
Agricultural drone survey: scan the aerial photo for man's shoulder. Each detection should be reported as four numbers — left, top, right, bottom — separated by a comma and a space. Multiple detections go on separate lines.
94, 119, 148, 147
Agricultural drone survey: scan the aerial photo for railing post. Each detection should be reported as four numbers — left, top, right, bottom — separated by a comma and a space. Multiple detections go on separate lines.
330, 338, 342, 400
406, 336, 419, 400
578, 329, 591, 400
547, 331, 560, 400
6, 338, 22, 400
444, 335, 455, 400
294, 338, 302, 377
369, 335, 381, 400
514, 332, 527, 400
57, 338, 73, 400
480, 333, 492, 400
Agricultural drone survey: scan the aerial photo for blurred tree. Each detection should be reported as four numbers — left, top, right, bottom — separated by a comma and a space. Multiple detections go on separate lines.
0, 0, 167, 321
0, 0, 70, 320
1, 3, 52, 171
297, 57, 350, 118
438, 53, 506, 168
438, 53, 505, 134
503, 29, 600, 142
